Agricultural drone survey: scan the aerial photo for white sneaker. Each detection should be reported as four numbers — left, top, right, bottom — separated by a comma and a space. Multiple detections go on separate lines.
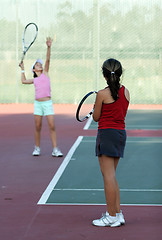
116, 211, 125, 225
32, 146, 40, 156
92, 212, 121, 227
52, 147, 63, 157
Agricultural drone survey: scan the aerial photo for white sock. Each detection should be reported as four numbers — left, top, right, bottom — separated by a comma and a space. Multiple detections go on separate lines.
109, 215, 117, 221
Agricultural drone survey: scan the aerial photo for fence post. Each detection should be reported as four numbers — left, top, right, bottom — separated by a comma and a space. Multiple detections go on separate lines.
93, 0, 100, 91
16, 0, 19, 103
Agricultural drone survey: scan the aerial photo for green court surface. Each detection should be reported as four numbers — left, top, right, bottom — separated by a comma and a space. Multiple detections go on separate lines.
38, 135, 162, 206
88, 110, 162, 130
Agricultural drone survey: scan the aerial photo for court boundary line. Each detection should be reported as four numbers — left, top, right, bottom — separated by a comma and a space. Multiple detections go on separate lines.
53, 188, 162, 192
89, 125, 162, 129
83, 115, 93, 130
37, 136, 83, 205
42, 203, 162, 207
126, 125, 162, 128
82, 139, 162, 143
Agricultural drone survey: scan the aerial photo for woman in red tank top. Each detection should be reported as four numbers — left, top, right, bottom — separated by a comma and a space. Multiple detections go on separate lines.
92, 58, 130, 227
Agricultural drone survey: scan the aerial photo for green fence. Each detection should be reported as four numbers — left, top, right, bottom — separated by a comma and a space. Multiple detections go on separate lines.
0, 0, 162, 104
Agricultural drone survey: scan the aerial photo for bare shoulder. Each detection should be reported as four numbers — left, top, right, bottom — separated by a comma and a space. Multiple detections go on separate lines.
97, 89, 107, 99
98, 88, 110, 96
97, 89, 105, 96
43, 70, 49, 77
124, 87, 130, 102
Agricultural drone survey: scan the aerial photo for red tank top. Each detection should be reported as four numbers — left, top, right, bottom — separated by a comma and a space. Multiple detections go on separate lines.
98, 86, 129, 130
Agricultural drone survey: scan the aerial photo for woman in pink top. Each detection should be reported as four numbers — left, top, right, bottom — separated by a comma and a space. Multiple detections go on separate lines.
92, 58, 130, 227
19, 37, 63, 157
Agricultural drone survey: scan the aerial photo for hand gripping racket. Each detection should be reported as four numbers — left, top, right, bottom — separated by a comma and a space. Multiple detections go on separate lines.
20, 23, 38, 63
76, 91, 97, 122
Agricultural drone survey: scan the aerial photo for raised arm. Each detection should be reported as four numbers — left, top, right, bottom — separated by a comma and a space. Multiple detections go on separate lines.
19, 62, 33, 84
44, 37, 53, 73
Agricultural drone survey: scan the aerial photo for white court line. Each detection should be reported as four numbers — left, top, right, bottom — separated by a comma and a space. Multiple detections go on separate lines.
82, 139, 162, 143
90, 125, 162, 129
126, 125, 162, 128
43, 203, 162, 207
53, 188, 162, 192
37, 136, 83, 205
83, 116, 93, 130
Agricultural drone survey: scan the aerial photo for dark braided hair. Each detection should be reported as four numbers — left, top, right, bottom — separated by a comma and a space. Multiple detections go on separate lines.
33, 66, 38, 78
102, 58, 122, 101
33, 65, 38, 78
33, 72, 38, 78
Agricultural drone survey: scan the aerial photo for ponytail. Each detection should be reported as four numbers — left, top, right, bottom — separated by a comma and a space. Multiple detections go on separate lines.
102, 58, 122, 101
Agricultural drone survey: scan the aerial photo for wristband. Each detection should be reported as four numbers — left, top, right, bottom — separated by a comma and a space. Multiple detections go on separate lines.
21, 70, 25, 73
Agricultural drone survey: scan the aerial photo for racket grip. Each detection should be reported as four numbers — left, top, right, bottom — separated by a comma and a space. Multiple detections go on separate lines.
20, 56, 24, 64
20, 52, 26, 63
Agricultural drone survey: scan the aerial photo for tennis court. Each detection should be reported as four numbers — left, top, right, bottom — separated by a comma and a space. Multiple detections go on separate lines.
1, 105, 162, 240
1, 0, 162, 239
38, 109, 162, 206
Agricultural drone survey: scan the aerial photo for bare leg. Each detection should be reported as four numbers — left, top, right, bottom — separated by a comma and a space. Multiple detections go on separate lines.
34, 115, 43, 147
114, 157, 120, 213
46, 115, 57, 148
99, 155, 120, 216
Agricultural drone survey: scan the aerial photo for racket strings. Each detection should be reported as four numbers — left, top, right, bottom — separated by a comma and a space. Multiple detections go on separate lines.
77, 91, 97, 122
23, 25, 37, 49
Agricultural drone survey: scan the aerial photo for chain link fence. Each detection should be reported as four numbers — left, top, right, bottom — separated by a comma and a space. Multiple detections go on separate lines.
0, 0, 162, 104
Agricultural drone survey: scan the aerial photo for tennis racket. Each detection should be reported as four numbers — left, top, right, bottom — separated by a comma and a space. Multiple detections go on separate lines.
20, 23, 38, 63
76, 91, 97, 122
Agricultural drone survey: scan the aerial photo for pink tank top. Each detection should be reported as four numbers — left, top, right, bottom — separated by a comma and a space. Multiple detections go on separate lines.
33, 73, 51, 100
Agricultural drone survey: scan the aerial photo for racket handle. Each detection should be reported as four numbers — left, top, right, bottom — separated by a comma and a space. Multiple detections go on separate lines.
21, 56, 24, 63
20, 53, 25, 64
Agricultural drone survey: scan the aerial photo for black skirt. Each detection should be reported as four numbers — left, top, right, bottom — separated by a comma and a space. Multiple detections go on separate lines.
96, 128, 127, 158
